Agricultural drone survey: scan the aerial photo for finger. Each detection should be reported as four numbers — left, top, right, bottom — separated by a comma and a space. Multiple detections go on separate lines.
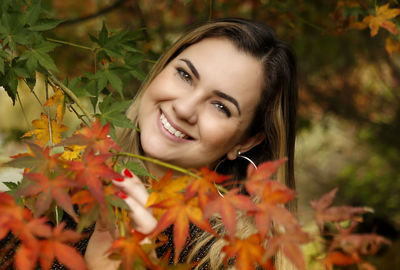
123, 196, 157, 234
113, 168, 149, 206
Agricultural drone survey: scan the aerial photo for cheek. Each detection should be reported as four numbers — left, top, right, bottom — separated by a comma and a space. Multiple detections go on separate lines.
199, 117, 242, 148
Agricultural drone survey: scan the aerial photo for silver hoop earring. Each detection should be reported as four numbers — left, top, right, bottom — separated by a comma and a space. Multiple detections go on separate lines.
237, 150, 258, 170
213, 151, 257, 197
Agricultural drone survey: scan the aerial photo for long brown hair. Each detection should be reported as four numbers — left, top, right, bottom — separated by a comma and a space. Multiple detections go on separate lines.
117, 18, 298, 269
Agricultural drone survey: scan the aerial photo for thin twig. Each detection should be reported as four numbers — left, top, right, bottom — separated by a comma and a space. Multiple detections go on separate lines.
67, 104, 89, 126
16, 92, 32, 131
46, 38, 95, 51
23, 78, 44, 107
116, 152, 200, 178
45, 78, 54, 147
48, 73, 93, 122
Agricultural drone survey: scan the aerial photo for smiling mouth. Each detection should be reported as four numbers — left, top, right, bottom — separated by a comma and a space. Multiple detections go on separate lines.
160, 113, 191, 139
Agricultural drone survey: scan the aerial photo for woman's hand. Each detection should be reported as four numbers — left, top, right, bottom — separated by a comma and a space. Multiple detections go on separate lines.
112, 168, 158, 234
85, 169, 157, 269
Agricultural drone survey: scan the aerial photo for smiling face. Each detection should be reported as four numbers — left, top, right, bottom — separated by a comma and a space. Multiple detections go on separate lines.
138, 38, 264, 174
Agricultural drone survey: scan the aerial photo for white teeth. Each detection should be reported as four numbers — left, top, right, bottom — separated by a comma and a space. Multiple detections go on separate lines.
160, 113, 187, 139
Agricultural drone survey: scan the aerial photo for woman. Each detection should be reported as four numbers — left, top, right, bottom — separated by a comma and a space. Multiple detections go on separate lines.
85, 17, 298, 269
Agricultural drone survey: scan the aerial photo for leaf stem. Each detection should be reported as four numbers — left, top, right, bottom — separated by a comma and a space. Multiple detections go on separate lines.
116, 152, 200, 178
48, 72, 93, 122
46, 37, 95, 51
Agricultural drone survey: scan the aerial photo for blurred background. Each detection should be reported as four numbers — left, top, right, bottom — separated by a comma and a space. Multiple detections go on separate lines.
0, 0, 399, 268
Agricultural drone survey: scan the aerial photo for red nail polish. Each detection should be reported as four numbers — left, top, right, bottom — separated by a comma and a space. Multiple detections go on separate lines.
123, 168, 133, 178
116, 191, 127, 199
114, 177, 124, 182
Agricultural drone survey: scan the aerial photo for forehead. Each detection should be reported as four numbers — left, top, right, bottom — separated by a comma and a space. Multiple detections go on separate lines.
173, 38, 264, 108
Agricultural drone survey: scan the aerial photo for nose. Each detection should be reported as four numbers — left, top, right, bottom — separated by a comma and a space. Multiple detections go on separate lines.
172, 92, 202, 124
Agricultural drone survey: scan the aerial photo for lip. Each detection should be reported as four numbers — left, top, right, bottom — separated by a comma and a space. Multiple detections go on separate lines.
158, 109, 192, 142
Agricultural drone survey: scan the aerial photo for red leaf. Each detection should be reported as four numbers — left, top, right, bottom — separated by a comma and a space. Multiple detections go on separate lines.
38, 223, 85, 270
17, 173, 78, 220
68, 150, 121, 208
63, 118, 119, 154
311, 188, 372, 229
203, 188, 256, 239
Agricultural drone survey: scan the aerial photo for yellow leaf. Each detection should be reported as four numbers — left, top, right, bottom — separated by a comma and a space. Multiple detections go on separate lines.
44, 85, 65, 123
354, 4, 400, 36
22, 113, 68, 146
385, 38, 400, 56
60, 145, 86, 161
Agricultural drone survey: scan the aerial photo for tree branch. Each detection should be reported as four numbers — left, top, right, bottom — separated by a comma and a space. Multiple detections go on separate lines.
58, 0, 128, 27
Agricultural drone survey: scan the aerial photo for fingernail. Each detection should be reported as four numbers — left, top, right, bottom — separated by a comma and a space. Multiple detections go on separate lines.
116, 191, 127, 199
123, 168, 133, 178
114, 176, 125, 182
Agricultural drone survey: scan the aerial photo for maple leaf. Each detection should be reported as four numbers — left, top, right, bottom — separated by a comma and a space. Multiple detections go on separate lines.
246, 179, 297, 238
7, 143, 62, 174
385, 37, 400, 56
37, 223, 86, 270
310, 188, 372, 230
60, 145, 86, 161
351, 4, 400, 36
62, 118, 119, 154
222, 234, 268, 270
246, 158, 287, 182
323, 251, 361, 270
108, 231, 155, 269
68, 150, 121, 208
184, 167, 230, 209
22, 113, 67, 146
203, 188, 256, 239
146, 171, 189, 218
16, 172, 78, 221
44, 85, 65, 123
150, 197, 214, 263
266, 229, 309, 270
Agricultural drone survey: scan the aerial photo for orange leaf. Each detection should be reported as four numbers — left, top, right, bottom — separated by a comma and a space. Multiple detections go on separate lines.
150, 197, 213, 263
203, 188, 256, 239
222, 234, 267, 270
22, 113, 67, 146
352, 4, 400, 36
108, 231, 155, 269
184, 167, 230, 209
323, 251, 359, 270
146, 171, 189, 219
385, 37, 400, 56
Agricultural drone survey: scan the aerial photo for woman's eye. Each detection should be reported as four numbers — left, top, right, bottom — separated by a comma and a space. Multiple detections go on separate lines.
213, 102, 231, 117
177, 68, 192, 84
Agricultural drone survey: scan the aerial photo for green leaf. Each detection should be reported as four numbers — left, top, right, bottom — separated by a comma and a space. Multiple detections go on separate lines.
104, 69, 123, 97
0, 59, 4, 75
106, 195, 129, 210
0, 65, 18, 104
28, 18, 64, 31
98, 95, 137, 130
2, 181, 19, 191
25, 0, 42, 26
125, 161, 154, 179
130, 66, 147, 81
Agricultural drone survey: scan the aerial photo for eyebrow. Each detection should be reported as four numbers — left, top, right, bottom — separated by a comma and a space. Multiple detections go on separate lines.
179, 58, 200, 80
213, 90, 241, 116
179, 58, 241, 115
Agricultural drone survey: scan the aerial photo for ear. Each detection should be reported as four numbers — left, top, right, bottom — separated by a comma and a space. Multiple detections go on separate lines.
226, 133, 265, 160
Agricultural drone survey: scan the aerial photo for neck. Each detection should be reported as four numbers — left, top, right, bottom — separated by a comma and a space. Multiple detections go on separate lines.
144, 160, 185, 180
